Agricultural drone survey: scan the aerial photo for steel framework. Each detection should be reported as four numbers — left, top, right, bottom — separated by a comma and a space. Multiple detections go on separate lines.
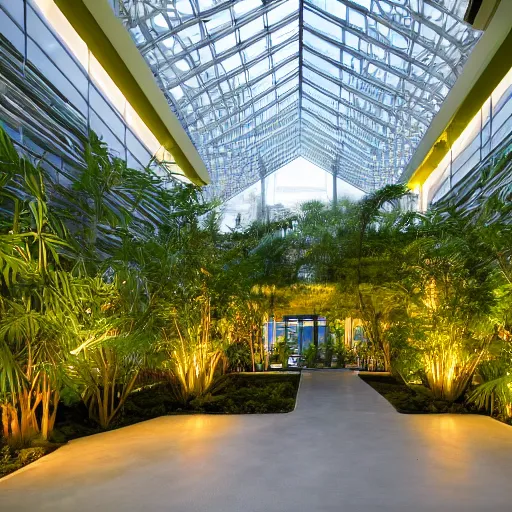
118, 0, 480, 200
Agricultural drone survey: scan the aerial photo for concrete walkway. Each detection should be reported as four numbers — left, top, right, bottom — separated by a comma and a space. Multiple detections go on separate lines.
2, 370, 512, 511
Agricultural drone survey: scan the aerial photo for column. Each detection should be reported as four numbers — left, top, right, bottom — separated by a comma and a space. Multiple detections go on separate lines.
260, 173, 266, 220
345, 317, 352, 347
332, 171, 338, 207
258, 154, 267, 222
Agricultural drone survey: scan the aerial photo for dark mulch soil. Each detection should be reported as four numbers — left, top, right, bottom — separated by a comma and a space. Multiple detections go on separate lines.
123, 372, 301, 420
0, 444, 59, 479
358, 373, 478, 414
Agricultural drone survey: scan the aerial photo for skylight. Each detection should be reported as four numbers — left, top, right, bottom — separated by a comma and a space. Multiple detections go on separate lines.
118, 0, 480, 200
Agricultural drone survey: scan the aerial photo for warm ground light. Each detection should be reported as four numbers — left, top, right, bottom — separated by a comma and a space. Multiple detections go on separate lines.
1, 0, 512, 510
2, 372, 512, 511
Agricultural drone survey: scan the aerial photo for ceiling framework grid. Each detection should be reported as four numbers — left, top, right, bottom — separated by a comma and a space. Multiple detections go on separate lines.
118, 0, 481, 201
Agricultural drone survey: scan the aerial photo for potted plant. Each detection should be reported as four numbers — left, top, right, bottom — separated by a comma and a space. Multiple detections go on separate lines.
254, 352, 264, 372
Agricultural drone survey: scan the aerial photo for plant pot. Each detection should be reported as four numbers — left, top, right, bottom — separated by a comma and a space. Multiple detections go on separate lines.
255, 363, 264, 372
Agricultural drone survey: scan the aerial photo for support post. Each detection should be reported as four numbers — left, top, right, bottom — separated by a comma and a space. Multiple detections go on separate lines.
333, 152, 342, 208
298, 319, 303, 354
332, 171, 338, 207
260, 174, 266, 220
258, 154, 267, 222
345, 317, 352, 347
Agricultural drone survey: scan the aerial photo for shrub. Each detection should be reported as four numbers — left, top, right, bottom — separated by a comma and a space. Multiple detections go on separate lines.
225, 343, 252, 372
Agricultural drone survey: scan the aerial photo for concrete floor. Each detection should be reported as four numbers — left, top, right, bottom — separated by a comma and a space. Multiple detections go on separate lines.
2, 370, 512, 511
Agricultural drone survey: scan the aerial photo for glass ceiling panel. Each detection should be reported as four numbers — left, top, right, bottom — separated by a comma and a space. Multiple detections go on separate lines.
118, 0, 479, 199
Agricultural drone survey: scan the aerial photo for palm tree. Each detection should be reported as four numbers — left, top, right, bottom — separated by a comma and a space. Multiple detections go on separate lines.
0, 127, 76, 442
353, 184, 412, 372
398, 208, 498, 400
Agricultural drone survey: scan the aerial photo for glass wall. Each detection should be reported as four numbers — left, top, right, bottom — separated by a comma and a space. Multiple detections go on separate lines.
420, 66, 512, 210
0, 0, 173, 182
265, 316, 327, 353
220, 157, 365, 231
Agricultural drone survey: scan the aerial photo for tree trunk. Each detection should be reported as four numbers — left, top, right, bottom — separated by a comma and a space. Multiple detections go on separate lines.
1, 403, 20, 439
20, 390, 35, 442
40, 375, 59, 441
382, 340, 391, 372
259, 327, 265, 370
49, 390, 59, 435
249, 329, 255, 372
1, 404, 9, 439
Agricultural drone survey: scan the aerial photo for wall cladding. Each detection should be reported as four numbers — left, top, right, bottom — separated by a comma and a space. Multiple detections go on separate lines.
0, 0, 154, 183
0, 33, 87, 182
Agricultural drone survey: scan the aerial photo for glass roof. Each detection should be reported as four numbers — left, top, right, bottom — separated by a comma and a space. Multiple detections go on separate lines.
118, 0, 480, 200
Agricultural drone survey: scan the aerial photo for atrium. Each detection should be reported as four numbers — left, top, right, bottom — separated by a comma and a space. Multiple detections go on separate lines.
119, 0, 481, 199
0, 1, 512, 510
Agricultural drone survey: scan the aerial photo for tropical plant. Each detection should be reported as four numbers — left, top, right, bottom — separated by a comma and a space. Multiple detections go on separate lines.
397, 209, 498, 400
0, 130, 75, 442
353, 185, 414, 372
164, 296, 222, 403
333, 342, 353, 368
468, 303, 512, 418
73, 342, 141, 429
274, 338, 293, 368
303, 344, 318, 368
468, 358, 512, 419
225, 342, 251, 372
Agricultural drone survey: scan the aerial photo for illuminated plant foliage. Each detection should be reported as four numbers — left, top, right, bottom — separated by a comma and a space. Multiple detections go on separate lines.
165, 297, 222, 403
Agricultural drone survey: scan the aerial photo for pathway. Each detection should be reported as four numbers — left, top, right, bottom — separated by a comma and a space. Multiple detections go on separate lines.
2, 370, 512, 511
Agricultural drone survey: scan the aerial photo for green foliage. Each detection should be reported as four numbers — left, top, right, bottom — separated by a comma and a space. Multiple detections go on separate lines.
190, 373, 300, 413
194, 383, 296, 414
329, 321, 349, 368
303, 344, 318, 368
161, 296, 223, 403
468, 340, 512, 421
0, 124, 220, 441
359, 374, 474, 414
320, 338, 334, 367
274, 338, 293, 367
225, 343, 252, 372
117, 373, 300, 418
1, 109, 512, 462
0, 445, 52, 478
333, 342, 354, 368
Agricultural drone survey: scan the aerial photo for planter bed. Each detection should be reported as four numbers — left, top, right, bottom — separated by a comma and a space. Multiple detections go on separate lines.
358, 372, 477, 414
1, 372, 300, 479
123, 372, 301, 419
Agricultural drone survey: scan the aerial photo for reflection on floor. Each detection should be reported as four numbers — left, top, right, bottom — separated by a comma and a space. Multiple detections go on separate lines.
1, 370, 512, 512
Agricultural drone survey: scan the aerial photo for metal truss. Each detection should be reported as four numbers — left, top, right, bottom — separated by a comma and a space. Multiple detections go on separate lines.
118, 0, 480, 200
